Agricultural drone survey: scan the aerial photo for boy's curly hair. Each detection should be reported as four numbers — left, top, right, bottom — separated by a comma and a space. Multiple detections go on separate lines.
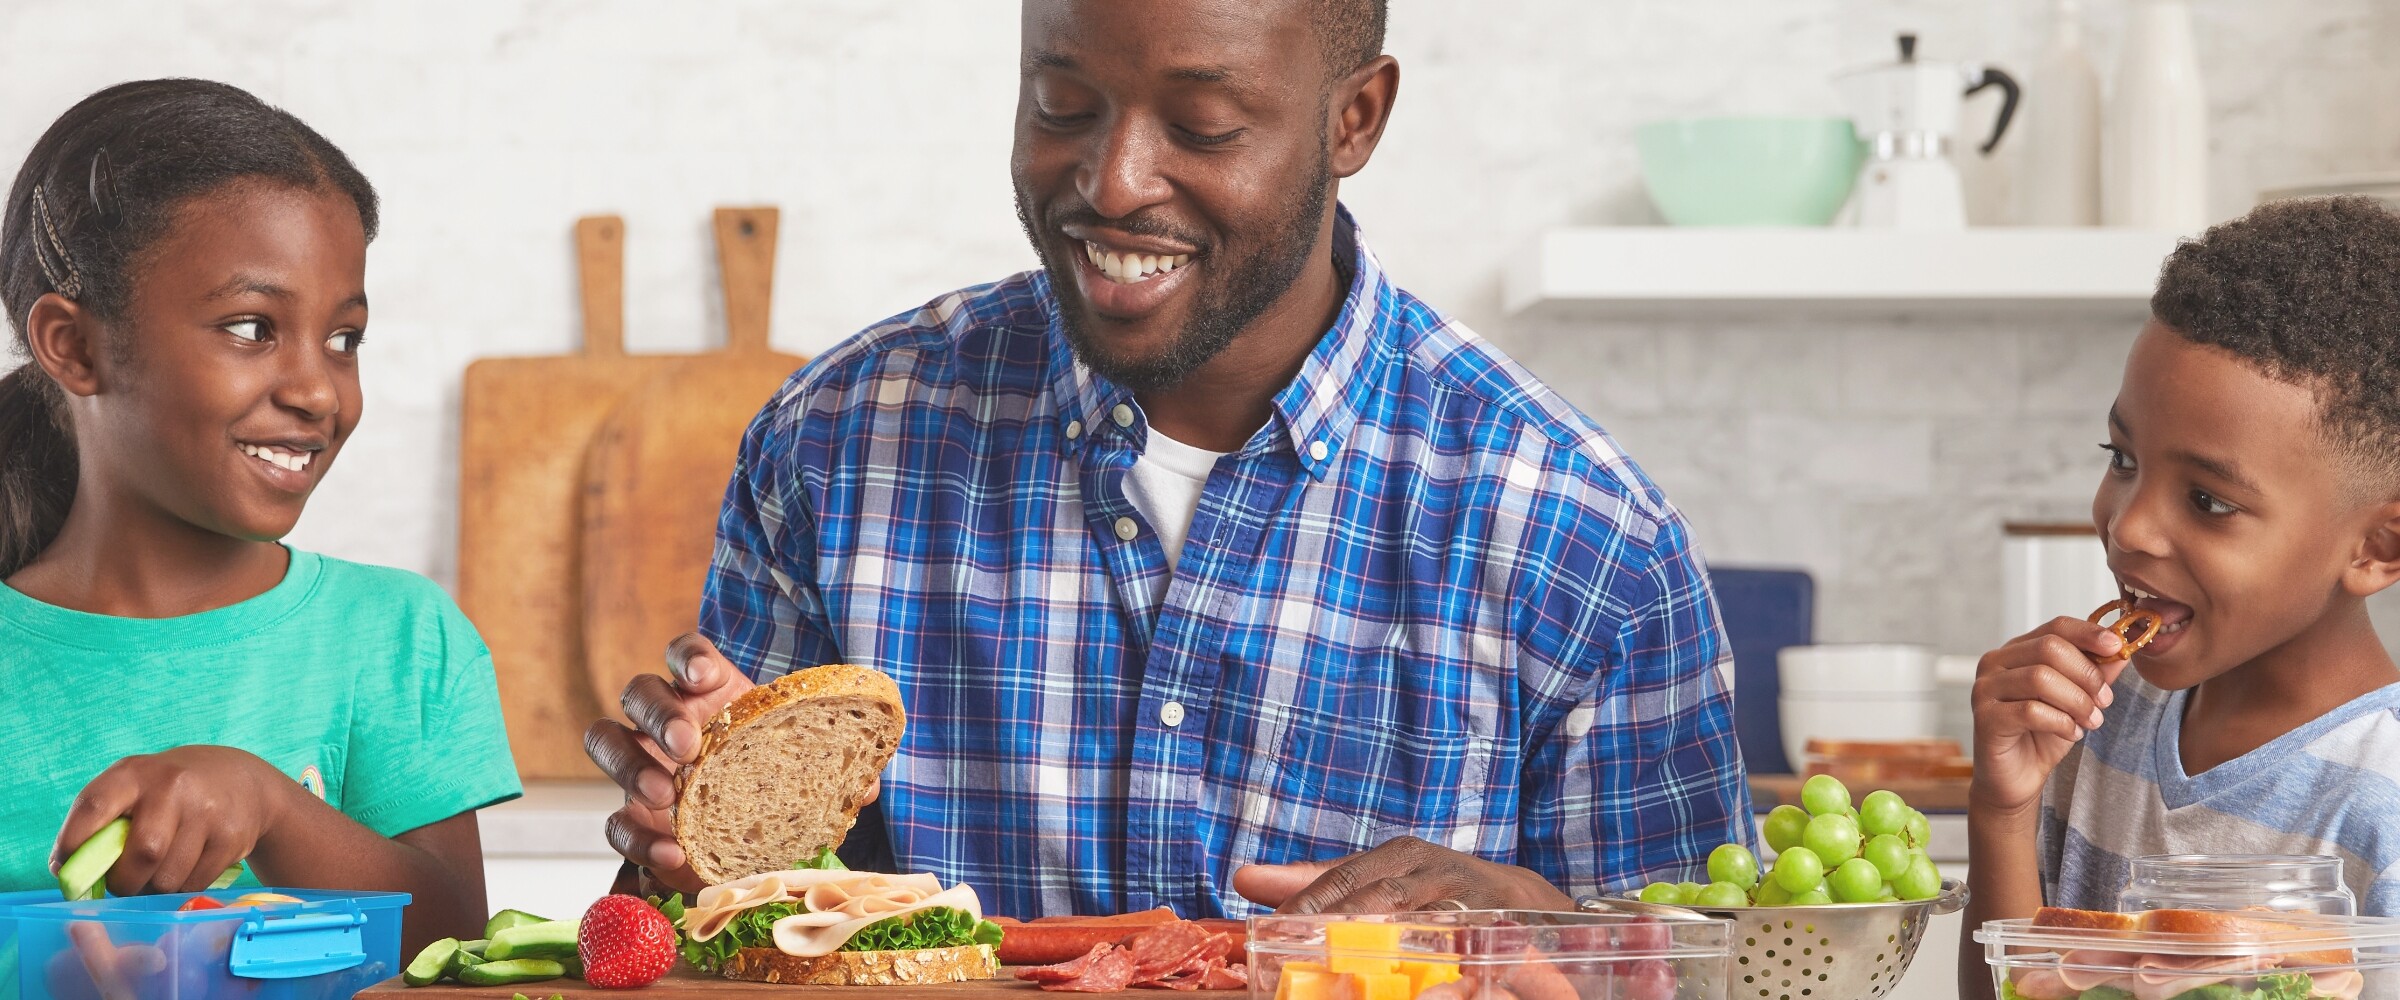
2151, 196, 2400, 495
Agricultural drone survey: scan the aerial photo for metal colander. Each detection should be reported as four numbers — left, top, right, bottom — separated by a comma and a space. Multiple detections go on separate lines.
1595, 879, 1967, 1000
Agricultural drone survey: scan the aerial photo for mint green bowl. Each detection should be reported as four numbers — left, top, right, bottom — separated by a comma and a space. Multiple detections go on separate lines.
1636, 117, 1864, 226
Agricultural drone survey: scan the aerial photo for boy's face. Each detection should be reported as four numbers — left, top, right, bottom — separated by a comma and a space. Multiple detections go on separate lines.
2094, 321, 2379, 689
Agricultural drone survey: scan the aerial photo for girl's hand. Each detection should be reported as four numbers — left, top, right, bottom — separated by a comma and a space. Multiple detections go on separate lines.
1970, 617, 2131, 817
49, 746, 297, 895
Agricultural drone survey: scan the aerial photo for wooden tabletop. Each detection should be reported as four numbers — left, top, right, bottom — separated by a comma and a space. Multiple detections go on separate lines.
355, 969, 1051, 998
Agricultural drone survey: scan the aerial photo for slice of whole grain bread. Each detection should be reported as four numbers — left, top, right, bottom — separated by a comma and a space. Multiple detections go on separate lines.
719, 944, 997, 985
673, 663, 905, 884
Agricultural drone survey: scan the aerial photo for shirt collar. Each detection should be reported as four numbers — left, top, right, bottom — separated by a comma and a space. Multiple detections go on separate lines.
1043, 203, 1394, 482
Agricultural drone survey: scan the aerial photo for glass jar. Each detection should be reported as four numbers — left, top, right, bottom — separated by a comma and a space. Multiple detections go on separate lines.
2118, 854, 2355, 915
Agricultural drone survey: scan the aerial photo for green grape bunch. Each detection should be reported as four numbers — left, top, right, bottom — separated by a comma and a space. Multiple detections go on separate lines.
1636, 775, 1946, 908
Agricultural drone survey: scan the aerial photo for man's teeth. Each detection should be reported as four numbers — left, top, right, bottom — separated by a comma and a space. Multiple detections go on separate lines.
240, 443, 313, 473
1084, 242, 1190, 285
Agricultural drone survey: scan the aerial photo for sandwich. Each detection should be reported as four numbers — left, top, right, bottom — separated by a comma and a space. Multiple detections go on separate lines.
2002, 907, 2363, 1000
656, 663, 1004, 985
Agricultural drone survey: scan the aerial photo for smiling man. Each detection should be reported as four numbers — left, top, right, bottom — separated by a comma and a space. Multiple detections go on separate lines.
588, 0, 1751, 917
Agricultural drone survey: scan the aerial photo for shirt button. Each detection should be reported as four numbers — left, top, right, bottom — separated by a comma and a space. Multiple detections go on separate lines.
1114, 517, 1139, 541
1066, 420, 1083, 440
1112, 403, 1136, 428
1159, 701, 1185, 728
1309, 439, 1329, 462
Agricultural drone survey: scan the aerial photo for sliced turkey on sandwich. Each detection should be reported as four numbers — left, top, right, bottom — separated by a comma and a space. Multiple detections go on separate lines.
652, 664, 1004, 985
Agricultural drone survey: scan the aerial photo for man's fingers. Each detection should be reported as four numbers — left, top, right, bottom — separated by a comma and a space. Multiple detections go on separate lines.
604, 803, 701, 894
1310, 875, 1463, 915
621, 672, 709, 763
1278, 840, 1441, 915
1232, 859, 1339, 908
586, 719, 680, 808
666, 632, 745, 696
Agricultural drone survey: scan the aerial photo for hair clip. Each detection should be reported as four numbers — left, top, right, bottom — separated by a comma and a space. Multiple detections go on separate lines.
88, 148, 121, 223
29, 186, 85, 300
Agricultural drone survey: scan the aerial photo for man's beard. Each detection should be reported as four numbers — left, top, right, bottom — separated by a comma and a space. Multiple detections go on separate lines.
1015, 155, 1332, 394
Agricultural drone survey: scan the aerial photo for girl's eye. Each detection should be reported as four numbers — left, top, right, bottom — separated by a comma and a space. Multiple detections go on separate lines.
2191, 489, 2238, 516
224, 319, 266, 342
329, 329, 366, 355
2098, 443, 2135, 472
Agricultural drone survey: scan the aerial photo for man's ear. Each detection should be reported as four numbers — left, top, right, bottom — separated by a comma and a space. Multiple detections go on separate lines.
2345, 499, 2400, 599
23, 293, 104, 398
1329, 55, 1400, 180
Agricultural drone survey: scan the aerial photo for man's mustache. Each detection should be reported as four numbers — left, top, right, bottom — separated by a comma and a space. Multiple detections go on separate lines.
1042, 202, 1210, 255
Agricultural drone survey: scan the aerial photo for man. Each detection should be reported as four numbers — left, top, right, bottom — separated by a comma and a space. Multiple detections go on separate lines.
586, 0, 1750, 918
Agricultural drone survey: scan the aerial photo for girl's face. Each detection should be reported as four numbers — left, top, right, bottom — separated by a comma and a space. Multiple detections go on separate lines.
80, 182, 368, 542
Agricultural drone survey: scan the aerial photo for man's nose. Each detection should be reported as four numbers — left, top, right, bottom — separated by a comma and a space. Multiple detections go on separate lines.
1077, 116, 1173, 220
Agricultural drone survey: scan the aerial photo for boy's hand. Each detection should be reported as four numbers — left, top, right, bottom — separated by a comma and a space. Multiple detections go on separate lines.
50, 746, 295, 895
1971, 617, 2131, 817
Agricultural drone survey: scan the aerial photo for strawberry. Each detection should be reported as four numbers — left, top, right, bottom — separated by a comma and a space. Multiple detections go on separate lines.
578, 894, 677, 989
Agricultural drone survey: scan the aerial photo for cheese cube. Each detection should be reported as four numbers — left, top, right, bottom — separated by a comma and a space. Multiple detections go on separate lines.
1277, 966, 1339, 1000
1398, 960, 1462, 995
1324, 922, 1404, 976
1352, 972, 1414, 1000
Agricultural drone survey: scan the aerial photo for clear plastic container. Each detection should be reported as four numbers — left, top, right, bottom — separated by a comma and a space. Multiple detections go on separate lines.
1247, 909, 1736, 1000
1978, 911, 2400, 1000
12, 888, 408, 1000
2119, 854, 2357, 915
0, 890, 67, 1000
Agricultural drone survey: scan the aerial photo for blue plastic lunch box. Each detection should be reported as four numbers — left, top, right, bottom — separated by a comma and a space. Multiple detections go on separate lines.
2, 888, 408, 1000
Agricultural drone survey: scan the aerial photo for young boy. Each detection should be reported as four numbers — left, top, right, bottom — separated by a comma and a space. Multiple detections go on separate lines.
1958, 196, 2400, 997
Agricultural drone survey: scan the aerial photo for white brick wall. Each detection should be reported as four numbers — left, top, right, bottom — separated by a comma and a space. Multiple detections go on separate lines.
2, 0, 2396, 654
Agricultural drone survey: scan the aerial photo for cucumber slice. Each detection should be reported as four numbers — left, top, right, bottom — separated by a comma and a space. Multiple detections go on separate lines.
402, 938, 460, 987
206, 863, 244, 890
456, 958, 565, 987
56, 818, 130, 901
485, 920, 579, 961
561, 956, 584, 980
459, 939, 489, 959
482, 909, 550, 939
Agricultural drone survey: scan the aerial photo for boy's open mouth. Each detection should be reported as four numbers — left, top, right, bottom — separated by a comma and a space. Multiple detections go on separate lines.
2122, 585, 2194, 634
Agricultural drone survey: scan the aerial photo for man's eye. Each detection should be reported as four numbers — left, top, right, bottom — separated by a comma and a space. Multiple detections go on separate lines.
2191, 489, 2238, 515
329, 329, 366, 354
225, 319, 266, 342
1178, 126, 1244, 147
1033, 107, 1091, 127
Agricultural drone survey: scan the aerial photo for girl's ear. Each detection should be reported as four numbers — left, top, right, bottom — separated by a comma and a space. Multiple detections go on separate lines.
23, 292, 104, 397
2347, 499, 2400, 599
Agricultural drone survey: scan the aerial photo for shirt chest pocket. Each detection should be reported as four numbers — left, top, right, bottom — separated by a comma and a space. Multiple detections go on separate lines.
1246, 703, 1499, 859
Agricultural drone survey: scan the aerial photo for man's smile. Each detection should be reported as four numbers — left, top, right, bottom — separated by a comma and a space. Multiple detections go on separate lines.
1067, 231, 1200, 320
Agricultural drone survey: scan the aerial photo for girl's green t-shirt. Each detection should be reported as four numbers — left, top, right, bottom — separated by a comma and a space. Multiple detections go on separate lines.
0, 547, 523, 893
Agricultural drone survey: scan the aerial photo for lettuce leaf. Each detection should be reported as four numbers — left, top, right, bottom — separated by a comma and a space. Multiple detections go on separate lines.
796, 848, 847, 871
841, 906, 1004, 952
2076, 988, 2133, 1000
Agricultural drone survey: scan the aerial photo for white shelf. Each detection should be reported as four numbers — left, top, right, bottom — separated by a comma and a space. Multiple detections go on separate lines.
1504, 227, 2186, 318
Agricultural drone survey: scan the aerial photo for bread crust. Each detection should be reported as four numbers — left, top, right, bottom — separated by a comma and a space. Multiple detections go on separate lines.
672, 663, 906, 884
719, 944, 998, 985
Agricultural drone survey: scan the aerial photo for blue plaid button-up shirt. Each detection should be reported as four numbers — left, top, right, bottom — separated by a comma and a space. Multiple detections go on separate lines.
701, 208, 1751, 919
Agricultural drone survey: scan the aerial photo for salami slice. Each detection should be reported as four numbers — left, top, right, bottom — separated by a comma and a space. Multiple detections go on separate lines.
1018, 942, 1118, 983
1043, 946, 1141, 992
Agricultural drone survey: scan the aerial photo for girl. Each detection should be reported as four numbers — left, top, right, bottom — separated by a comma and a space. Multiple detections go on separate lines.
0, 79, 519, 953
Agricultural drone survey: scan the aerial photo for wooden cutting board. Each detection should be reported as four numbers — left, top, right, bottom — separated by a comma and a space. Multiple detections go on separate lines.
580, 206, 808, 722
358, 968, 1047, 998
457, 216, 691, 779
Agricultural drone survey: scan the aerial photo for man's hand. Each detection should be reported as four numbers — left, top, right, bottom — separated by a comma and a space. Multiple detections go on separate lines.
1232, 837, 1575, 913
585, 631, 756, 893
1971, 616, 2129, 818
50, 746, 297, 896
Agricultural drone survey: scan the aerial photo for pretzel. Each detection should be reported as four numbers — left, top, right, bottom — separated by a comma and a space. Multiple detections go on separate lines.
2087, 599, 2164, 660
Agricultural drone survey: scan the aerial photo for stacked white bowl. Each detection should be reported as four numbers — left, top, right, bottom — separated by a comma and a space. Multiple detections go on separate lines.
1776, 644, 1941, 770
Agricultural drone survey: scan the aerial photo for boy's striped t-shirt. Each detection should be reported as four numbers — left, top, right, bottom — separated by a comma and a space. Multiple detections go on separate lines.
2041, 674, 2400, 914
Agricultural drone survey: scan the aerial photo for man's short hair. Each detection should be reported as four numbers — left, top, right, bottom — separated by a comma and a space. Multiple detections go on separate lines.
1313, 0, 1387, 78
2151, 195, 2400, 493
